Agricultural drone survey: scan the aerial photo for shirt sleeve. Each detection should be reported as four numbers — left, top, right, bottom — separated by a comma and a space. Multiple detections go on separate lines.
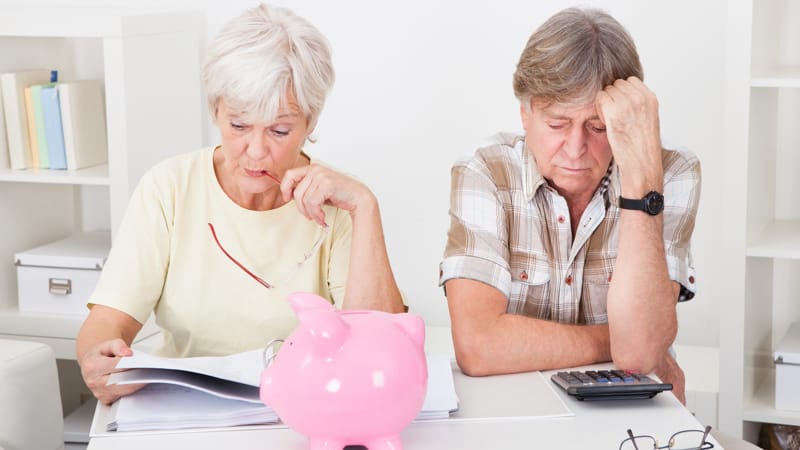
326, 206, 352, 309
87, 165, 173, 324
662, 150, 702, 300
439, 156, 513, 298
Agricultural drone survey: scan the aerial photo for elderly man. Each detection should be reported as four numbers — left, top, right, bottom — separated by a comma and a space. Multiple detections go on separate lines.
439, 7, 700, 403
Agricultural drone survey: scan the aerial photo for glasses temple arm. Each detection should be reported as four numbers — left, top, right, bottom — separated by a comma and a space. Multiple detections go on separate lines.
208, 223, 273, 289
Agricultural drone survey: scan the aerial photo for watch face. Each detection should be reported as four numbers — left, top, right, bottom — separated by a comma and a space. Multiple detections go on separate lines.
645, 191, 664, 215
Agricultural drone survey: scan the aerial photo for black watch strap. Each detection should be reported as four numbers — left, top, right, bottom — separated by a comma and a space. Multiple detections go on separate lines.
618, 191, 664, 216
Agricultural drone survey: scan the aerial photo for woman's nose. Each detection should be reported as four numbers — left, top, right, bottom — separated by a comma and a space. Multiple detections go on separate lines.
246, 129, 270, 159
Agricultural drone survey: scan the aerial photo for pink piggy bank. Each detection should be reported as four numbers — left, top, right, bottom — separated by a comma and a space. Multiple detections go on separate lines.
260, 292, 427, 450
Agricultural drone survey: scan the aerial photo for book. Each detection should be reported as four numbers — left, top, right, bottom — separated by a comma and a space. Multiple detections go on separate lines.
58, 80, 107, 170
0, 82, 8, 169
40, 85, 67, 169
0, 69, 51, 169
22, 87, 39, 168
30, 84, 51, 168
106, 350, 459, 432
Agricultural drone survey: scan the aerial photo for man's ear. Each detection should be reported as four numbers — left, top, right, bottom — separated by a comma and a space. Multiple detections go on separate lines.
520, 98, 533, 132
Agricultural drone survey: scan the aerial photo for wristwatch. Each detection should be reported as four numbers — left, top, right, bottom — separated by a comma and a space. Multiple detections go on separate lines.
618, 190, 664, 216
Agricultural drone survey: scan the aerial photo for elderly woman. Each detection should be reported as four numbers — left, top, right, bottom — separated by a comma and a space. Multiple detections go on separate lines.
77, 4, 404, 405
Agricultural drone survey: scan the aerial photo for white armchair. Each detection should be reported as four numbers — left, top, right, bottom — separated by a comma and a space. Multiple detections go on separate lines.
0, 339, 64, 450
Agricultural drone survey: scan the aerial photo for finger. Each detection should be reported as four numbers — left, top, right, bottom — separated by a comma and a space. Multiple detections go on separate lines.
98, 338, 133, 358
595, 91, 611, 123
280, 166, 310, 203
297, 171, 329, 226
291, 170, 316, 221
114, 382, 147, 398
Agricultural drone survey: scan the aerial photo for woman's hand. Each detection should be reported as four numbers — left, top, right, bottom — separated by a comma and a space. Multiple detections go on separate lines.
280, 164, 375, 226
79, 338, 145, 405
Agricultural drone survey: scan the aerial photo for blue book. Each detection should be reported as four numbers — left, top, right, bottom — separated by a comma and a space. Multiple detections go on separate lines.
40, 85, 67, 170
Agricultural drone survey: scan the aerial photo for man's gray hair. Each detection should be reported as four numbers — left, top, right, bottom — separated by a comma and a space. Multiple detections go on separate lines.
513, 7, 642, 107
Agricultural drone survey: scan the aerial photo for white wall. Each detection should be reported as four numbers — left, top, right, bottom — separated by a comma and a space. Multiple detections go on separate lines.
4, 0, 728, 347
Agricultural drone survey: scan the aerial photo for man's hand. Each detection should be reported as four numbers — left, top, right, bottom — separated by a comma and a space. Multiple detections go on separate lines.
595, 76, 663, 195
653, 351, 686, 405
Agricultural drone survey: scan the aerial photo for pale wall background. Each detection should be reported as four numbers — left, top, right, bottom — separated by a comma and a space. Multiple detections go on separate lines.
2, 0, 728, 348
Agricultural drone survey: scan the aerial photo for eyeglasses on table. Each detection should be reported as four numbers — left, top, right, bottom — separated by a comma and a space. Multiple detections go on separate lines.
619, 425, 714, 450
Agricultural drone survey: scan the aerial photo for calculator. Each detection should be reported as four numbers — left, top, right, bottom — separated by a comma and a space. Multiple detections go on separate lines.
550, 370, 672, 401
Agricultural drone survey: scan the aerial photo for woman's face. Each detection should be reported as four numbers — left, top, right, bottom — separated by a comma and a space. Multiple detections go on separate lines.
214, 97, 309, 203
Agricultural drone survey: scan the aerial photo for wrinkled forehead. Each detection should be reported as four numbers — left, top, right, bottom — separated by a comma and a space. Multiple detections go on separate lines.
536, 100, 600, 121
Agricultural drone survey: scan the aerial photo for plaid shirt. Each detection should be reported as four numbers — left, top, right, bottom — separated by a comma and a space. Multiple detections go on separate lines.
440, 132, 701, 324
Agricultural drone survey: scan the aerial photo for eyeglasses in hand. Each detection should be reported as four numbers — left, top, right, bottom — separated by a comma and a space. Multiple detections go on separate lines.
208, 222, 329, 289
619, 425, 714, 450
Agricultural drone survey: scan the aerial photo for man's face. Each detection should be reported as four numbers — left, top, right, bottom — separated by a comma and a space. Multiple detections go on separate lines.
520, 99, 613, 201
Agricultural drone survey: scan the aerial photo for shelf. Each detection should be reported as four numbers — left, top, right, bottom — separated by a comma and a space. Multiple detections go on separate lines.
0, 307, 159, 359
0, 7, 202, 38
751, 66, 800, 87
0, 164, 110, 186
746, 220, 800, 259
744, 370, 800, 427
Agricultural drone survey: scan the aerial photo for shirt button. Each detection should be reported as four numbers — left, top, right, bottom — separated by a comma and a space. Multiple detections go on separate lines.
689, 276, 695, 284
565, 275, 573, 285
608, 273, 613, 282
557, 215, 566, 224
520, 271, 528, 281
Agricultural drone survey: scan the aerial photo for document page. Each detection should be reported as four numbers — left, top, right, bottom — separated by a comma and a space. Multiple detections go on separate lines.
103, 350, 460, 433
106, 383, 279, 432
114, 348, 265, 386
450, 364, 574, 421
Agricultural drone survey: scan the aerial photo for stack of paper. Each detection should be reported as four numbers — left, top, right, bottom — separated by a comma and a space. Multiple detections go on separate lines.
417, 355, 460, 420
107, 384, 279, 432
107, 350, 459, 432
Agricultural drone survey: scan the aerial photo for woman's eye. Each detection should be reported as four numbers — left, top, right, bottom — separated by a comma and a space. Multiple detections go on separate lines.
230, 121, 249, 131
272, 128, 290, 137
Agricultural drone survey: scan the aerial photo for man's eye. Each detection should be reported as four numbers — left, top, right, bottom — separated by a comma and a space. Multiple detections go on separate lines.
589, 125, 607, 133
548, 123, 566, 130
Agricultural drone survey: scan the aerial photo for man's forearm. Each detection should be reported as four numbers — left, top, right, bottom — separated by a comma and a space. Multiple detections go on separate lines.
460, 314, 611, 376
606, 210, 677, 373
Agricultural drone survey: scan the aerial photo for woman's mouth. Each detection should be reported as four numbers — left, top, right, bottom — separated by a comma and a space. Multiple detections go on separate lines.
244, 168, 281, 184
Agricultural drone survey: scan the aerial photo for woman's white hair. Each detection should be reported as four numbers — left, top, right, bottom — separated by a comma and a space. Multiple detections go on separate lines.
203, 3, 335, 135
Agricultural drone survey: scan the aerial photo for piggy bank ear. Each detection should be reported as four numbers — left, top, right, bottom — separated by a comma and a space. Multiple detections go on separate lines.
286, 292, 336, 314
287, 292, 348, 356
393, 314, 425, 348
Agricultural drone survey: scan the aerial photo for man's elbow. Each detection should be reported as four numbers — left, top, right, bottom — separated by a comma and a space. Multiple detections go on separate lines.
612, 351, 659, 375
611, 339, 670, 374
452, 334, 494, 377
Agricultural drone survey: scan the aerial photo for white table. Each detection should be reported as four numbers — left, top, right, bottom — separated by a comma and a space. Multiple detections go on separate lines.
88, 327, 721, 449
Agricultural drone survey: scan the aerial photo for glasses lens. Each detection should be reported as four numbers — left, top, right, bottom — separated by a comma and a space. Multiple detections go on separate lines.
669, 430, 707, 449
620, 436, 656, 450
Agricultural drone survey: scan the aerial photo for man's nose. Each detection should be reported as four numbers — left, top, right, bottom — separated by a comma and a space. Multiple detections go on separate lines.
562, 126, 587, 159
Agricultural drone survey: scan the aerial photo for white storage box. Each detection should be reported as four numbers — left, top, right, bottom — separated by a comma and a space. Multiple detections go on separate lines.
775, 321, 800, 411
14, 231, 111, 316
